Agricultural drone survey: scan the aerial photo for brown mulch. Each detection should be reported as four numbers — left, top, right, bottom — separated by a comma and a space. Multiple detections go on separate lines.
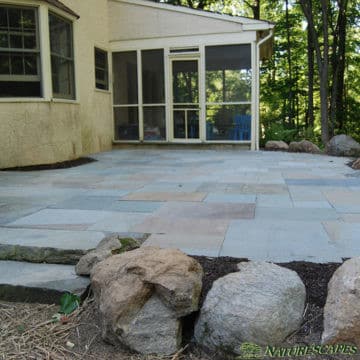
1, 257, 358, 360
0, 157, 96, 172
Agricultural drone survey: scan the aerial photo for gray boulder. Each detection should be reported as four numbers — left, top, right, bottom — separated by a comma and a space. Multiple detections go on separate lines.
75, 235, 140, 276
352, 158, 360, 170
265, 140, 289, 151
91, 247, 203, 355
288, 140, 321, 154
194, 261, 306, 353
322, 258, 360, 346
326, 134, 360, 157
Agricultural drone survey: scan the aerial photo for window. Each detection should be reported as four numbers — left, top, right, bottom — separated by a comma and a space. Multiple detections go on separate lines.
142, 49, 165, 141
0, 5, 41, 97
113, 51, 139, 140
206, 44, 252, 141
49, 12, 75, 99
95, 48, 108, 90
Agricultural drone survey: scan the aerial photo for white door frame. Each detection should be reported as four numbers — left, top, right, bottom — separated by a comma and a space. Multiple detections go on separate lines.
168, 53, 203, 143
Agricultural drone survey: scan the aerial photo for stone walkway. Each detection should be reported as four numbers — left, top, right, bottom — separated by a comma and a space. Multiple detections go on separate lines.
1, 149, 360, 271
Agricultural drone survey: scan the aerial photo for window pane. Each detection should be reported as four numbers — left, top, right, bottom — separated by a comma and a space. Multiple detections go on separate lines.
114, 107, 139, 140
113, 51, 138, 105
24, 54, 37, 75
0, 8, 7, 29
11, 54, 23, 74
10, 34, 22, 48
206, 105, 251, 141
21, 9, 36, 31
23, 34, 36, 49
0, 32, 8, 47
143, 106, 166, 141
0, 53, 9, 74
172, 60, 198, 104
206, 44, 251, 102
95, 48, 108, 90
49, 13, 75, 99
8, 8, 21, 31
49, 14, 72, 58
0, 81, 40, 97
51, 56, 74, 97
142, 49, 164, 104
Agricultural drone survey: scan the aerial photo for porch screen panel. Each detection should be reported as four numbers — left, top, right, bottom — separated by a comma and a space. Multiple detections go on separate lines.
205, 44, 252, 141
142, 49, 166, 141
113, 51, 139, 140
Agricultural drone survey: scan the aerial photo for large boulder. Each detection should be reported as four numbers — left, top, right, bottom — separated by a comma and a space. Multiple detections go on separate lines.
322, 258, 360, 346
265, 140, 289, 151
75, 235, 140, 276
91, 247, 203, 355
194, 262, 306, 353
352, 158, 360, 170
326, 134, 360, 157
288, 140, 321, 154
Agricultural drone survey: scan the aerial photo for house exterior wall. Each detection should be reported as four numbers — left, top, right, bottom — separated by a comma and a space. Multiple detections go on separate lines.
0, 0, 113, 169
108, 0, 244, 42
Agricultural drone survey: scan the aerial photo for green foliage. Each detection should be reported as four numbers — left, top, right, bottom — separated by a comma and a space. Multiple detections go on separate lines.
59, 293, 80, 315
260, 123, 299, 147
111, 237, 140, 255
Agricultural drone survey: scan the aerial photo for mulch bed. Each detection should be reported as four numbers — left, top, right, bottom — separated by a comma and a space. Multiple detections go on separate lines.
1, 157, 96, 171
1, 257, 356, 360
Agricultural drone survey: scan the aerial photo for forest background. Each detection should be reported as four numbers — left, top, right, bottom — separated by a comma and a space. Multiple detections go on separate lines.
151, 0, 360, 147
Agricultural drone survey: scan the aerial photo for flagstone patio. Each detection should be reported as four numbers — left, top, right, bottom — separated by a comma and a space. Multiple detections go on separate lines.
1, 149, 360, 263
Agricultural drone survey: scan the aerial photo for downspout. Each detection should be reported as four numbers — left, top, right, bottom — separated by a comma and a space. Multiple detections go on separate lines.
255, 29, 274, 150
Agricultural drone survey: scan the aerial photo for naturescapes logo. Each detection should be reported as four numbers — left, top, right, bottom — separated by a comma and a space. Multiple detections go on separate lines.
236, 342, 358, 359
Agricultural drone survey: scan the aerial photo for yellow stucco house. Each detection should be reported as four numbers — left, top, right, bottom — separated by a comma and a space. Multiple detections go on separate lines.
0, 0, 274, 168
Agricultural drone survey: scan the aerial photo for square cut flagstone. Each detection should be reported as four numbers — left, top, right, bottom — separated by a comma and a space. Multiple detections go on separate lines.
0, 228, 104, 250
256, 194, 293, 208
288, 186, 327, 201
340, 214, 360, 223
323, 190, 360, 213
153, 202, 255, 220
6, 209, 115, 230
131, 216, 229, 237
323, 221, 360, 258
204, 193, 256, 203
49, 195, 121, 211
221, 219, 341, 262
255, 207, 340, 222
110, 201, 163, 213
292, 201, 332, 209
142, 233, 223, 257
136, 181, 202, 193
122, 192, 207, 202
88, 212, 149, 232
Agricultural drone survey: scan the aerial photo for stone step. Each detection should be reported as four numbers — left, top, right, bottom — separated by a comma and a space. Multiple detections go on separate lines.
0, 228, 105, 264
0, 260, 90, 304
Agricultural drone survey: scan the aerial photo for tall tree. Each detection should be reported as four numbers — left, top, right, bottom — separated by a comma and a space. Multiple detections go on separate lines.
299, 0, 330, 144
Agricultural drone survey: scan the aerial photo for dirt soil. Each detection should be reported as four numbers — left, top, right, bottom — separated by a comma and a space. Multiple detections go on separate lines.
1, 157, 96, 171
1, 257, 359, 360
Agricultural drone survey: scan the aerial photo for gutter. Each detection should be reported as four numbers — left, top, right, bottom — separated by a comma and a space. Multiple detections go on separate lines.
255, 29, 274, 151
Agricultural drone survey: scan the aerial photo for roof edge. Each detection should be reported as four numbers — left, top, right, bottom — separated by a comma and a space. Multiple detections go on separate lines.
45, 0, 80, 19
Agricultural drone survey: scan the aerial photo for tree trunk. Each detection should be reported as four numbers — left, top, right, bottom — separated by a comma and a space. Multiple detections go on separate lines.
299, 0, 330, 144
307, 26, 315, 128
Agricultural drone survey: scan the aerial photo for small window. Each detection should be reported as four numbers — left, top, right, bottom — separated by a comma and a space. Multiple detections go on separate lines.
49, 12, 75, 99
0, 5, 41, 97
95, 48, 108, 90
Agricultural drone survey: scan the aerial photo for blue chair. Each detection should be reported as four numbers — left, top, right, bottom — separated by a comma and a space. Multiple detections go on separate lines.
206, 121, 213, 140
230, 115, 251, 140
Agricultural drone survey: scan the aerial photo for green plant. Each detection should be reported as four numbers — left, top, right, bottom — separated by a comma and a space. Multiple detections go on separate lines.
59, 293, 80, 315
